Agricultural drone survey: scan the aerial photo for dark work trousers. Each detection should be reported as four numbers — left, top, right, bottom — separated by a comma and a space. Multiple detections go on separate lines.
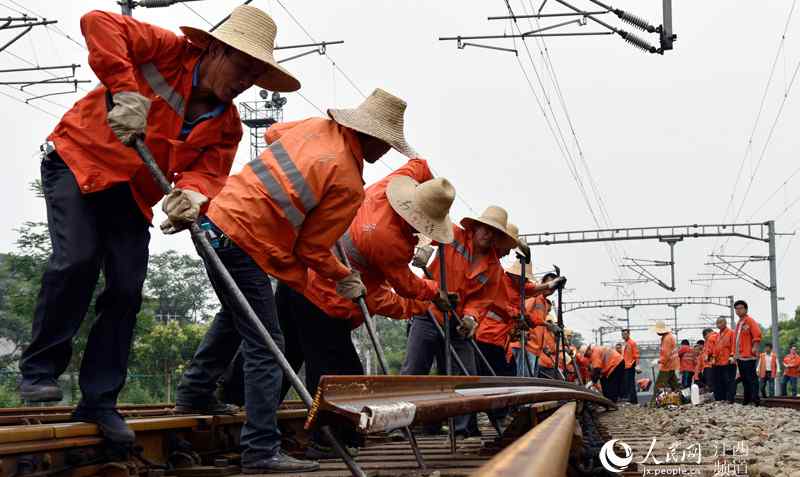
175, 218, 284, 464
20, 151, 149, 410
737, 359, 760, 405
624, 367, 638, 404
401, 315, 478, 435
782, 376, 798, 396
681, 371, 693, 389
712, 364, 737, 403
600, 362, 625, 402
760, 371, 775, 398
703, 367, 714, 392
275, 282, 364, 447
476, 341, 515, 421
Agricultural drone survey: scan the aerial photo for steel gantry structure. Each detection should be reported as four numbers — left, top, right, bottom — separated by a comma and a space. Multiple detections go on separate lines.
521, 221, 782, 379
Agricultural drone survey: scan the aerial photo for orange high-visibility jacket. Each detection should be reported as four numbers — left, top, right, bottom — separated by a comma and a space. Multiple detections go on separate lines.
427, 225, 504, 325
734, 314, 762, 360
784, 352, 800, 377
575, 353, 591, 383
678, 344, 697, 372
658, 332, 680, 371
301, 159, 438, 325
475, 272, 532, 348
757, 352, 779, 378
537, 326, 558, 369
50, 11, 242, 222
623, 337, 640, 369
589, 346, 623, 378
711, 327, 735, 366
508, 295, 551, 357
703, 332, 718, 366
209, 118, 365, 290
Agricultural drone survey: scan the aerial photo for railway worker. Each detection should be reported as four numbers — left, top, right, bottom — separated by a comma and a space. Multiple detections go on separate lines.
678, 339, 697, 389
276, 159, 455, 458
701, 328, 717, 392
534, 314, 560, 379
651, 321, 680, 392
710, 317, 736, 403
692, 340, 706, 386
621, 329, 641, 404
733, 300, 762, 406
18, 5, 298, 447
401, 205, 518, 438
615, 343, 624, 355
573, 342, 592, 384
581, 344, 625, 402
508, 273, 564, 377
174, 88, 418, 473
758, 343, 779, 398
782, 346, 800, 396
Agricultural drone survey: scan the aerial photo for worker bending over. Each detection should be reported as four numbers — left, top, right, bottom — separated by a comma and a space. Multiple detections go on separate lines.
581, 344, 625, 402
174, 88, 416, 473
19, 5, 293, 447
651, 320, 680, 393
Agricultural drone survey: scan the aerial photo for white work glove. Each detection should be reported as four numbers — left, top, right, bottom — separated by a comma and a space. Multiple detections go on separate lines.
412, 244, 434, 269
107, 91, 151, 145
336, 270, 366, 301
457, 315, 478, 339
160, 189, 208, 234
650, 358, 660, 368
432, 290, 459, 312
635, 366, 642, 374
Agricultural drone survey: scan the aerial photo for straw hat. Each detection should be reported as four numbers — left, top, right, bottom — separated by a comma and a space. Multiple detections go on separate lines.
545, 315, 555, 324
460, 206, 518, 250
564, 328, 574, 338
505, 260, 533, 279
650, 320, 672, 335
387, 177, 455, 244
181, 5, 300, 92
328, 89, 416, 158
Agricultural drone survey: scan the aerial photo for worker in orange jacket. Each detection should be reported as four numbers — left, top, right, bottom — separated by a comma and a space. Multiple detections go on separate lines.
733, 300, 762, 405
621, 329, 641, 404
581, 344, 625, 402
275, 159, 455, 458
782, 346, 800, 396
174, 88, 418, 471
651, 321, 680, 392
18, 6, 297, 452
678, 339, 697, 389
692, 340, 706, 385
401, 205, 518, 438
710, 317, 736, 403
535, 314, 560, 379
700, 327, 717, 391
758, 343, 779, 398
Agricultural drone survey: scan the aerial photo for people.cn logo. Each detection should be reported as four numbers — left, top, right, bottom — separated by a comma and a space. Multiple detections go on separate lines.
599, 439, 633, 473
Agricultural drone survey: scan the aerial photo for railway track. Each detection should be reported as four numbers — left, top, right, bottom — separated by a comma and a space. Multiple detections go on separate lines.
735, 394, 800, 410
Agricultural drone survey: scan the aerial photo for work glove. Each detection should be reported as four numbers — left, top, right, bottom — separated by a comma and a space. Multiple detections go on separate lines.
635, 366, 642, 374
457, 315, 478, 339
336, 270, 367, 301
431, 290, 459, 312
546, 322, 561, 335
108, 91, 151, 145
650, 358, 660, 368
160, 189, 208, 234
412, 244, 435, 269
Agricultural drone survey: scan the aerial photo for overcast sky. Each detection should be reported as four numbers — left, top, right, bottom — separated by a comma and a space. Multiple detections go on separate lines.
1, 0, 798, 348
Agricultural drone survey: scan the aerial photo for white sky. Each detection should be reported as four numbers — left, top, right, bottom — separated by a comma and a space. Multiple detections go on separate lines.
1, 1, 798, 348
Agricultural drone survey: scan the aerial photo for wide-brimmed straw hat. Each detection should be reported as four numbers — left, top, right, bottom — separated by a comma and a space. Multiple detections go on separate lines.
564, 328, 574, 338
387, 177, 455, 244
650, 320, 672, 335
328, 88, 416, 157
460, 206, 518, 250
181, 5, 300, 92
505, 261, 533, 279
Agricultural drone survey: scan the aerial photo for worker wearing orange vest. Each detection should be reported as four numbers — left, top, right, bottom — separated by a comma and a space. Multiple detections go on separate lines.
692, 340, 706, 384
758, 343, 779, 398
275, 159, 455, 458
678, 339, 697, 389
581, 344, 625, 402
651, 321, 680, 392
174, 88, 418, 471
782, 346, 800, 396
699, 328, 716, 391
733, 300, 762, 406
401, 206, 518, 438
621, 329, 641, 404
710, 317, 736, 403
18, 6, 298, 454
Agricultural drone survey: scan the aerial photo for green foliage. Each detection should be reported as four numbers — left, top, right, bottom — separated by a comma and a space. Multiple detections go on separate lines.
373, 316, 409, 374
145, 252, 214, 323
763, 306, 800, 357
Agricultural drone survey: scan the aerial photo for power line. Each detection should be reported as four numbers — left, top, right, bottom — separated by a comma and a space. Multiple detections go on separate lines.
0, 86, 59, 118
0, 0, 87, 50
182, 2, 214, 28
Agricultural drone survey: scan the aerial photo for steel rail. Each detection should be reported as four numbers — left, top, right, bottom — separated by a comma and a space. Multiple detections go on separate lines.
475, 401, 576, 476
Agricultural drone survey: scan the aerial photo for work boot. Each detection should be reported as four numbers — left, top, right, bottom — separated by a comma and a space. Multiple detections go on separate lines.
19, 378, 63, 402
241, 451, 320, 474
304, 441, 359, 460
174, 398, 239, 415
71, 408, 135, 445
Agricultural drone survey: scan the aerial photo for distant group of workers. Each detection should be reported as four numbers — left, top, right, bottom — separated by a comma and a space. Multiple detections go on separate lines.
601, 301, 800, 406
13, 4, 794, 474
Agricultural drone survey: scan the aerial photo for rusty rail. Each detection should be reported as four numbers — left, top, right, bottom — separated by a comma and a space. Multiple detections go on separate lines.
475, 401, 576, 476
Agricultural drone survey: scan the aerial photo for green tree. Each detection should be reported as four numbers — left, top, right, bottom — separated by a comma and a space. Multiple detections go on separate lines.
145, 252, 214, 323
763, 306, 800, 358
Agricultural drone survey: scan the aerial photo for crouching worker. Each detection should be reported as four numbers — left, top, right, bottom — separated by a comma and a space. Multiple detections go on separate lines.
173, 89, 415, 473
19, 5, 288, 446
581, 344, 625, 402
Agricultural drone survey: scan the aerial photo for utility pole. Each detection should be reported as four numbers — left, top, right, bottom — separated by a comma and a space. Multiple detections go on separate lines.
768, 220, 780, 396
668, 304, 680, 340
621, 304, 634, 329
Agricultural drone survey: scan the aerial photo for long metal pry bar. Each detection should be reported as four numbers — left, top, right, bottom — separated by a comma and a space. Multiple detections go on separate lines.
132, 139, 366, 477
334, 241, 427, 471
